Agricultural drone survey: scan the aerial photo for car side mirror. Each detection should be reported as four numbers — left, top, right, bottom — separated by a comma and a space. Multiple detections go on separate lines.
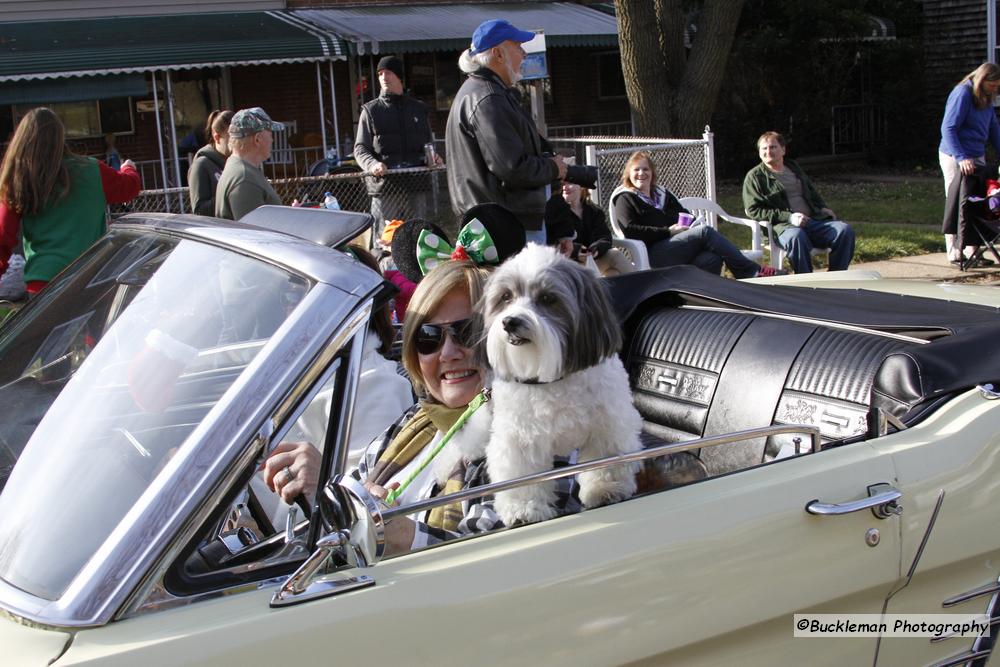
270, 475, 384, 608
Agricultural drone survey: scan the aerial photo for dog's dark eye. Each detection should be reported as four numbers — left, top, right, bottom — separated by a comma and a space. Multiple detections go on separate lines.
538, 292, 556, 306
499, 289, 513, 304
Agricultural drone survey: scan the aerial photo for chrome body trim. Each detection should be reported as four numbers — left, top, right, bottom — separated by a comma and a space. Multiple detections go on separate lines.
943, 583, 1000, 608
680, 304, 932, 344
383, 424, 822, 521
926, 649, 992, 667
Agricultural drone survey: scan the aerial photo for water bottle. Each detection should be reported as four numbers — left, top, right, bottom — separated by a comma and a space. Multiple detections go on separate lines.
323, 192, 340, 211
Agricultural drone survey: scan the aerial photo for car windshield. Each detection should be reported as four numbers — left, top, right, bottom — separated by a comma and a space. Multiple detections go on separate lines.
0, 230, 310, 600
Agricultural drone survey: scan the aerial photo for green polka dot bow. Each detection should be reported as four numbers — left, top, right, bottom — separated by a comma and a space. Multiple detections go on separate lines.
416, 218, 500, 275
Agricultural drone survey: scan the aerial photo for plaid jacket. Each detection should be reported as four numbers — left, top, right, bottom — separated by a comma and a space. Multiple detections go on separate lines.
354, 406, 582, 549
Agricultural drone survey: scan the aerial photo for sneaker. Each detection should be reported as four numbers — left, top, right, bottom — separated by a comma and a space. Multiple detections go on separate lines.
0, 254, 26, 301
755, 265, 788, 278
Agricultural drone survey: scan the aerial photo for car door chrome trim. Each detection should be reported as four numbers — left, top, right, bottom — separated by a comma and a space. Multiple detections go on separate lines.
805, 483, 903, 518
943, 582, 1000, 608
925, 648, 992, 667
383, 423, 823, 522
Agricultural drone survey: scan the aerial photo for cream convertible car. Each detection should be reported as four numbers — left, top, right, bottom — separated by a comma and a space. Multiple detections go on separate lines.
2, 209, 1000, 667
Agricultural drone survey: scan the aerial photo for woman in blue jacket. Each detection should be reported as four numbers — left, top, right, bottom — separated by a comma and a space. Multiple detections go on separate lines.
939, 62, 1000, 263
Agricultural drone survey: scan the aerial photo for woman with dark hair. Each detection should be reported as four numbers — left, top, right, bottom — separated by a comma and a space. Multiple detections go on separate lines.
188, 109, 234, 216
0, 107, 140, 295
940, 63, 1000, 264
546, 180, 634, 276
611, 150, 780, 278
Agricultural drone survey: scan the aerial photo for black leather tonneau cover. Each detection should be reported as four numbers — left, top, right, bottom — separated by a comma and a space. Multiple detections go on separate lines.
607, 266, 1000, 416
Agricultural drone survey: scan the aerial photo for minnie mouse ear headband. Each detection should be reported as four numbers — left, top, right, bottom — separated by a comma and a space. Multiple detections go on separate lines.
391, 218, 449, 284
391, 207, 526, 281
403, 204, 526, 277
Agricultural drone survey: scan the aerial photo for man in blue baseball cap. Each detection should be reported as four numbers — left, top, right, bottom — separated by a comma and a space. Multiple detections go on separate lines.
446, 19, 567, 244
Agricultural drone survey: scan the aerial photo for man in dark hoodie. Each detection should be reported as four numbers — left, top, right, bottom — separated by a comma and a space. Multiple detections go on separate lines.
354, 55, 438, 239
445, 19, 566, 244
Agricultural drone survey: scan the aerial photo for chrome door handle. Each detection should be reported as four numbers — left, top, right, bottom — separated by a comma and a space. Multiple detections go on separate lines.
806, 483, 903, 519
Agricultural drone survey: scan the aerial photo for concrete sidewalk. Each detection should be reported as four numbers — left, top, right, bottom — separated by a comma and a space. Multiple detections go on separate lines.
850, 252, 1000, 283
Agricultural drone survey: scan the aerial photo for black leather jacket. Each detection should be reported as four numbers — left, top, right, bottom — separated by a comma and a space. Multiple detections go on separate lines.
445, 67, 558, 231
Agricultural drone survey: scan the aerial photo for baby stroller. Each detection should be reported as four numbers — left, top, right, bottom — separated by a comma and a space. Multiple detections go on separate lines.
944, 164, 1000, 271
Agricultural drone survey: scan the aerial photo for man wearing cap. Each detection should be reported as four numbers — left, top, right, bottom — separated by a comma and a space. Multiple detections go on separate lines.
215, 107, 284, 221
354, 55, 438, 238
446, 19, 567, 244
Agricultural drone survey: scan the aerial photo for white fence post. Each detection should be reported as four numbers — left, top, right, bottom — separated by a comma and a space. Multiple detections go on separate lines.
703, 125, 717, 228
585, 143, 599, 206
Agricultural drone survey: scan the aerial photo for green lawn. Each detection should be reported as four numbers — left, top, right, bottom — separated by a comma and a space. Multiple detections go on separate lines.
714, 177, 944, 264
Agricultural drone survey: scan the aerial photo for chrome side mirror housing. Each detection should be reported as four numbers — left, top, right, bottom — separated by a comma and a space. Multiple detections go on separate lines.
270, 475, 384, 607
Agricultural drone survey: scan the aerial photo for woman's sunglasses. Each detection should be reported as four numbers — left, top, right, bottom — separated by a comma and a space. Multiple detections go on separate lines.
415, 318, 476, 355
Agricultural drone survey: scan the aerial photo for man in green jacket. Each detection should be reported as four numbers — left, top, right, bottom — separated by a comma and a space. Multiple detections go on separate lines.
215, 107, 283, 221
742, 131, 855, 273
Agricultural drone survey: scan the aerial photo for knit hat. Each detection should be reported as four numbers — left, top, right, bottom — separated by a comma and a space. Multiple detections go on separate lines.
228, 107, 284, 139
376, 55, 405, 81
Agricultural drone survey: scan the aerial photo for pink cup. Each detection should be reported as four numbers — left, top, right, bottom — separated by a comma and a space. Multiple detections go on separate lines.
677, 212, 694, 227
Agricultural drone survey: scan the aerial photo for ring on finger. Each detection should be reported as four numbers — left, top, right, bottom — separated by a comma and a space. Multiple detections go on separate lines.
283, 466, 295, 483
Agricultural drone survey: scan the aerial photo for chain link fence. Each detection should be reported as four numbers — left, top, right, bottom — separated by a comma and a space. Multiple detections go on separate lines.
111, 131, 718, 237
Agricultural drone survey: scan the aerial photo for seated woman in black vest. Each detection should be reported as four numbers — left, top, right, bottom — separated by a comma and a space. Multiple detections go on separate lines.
610, 150, 782, 278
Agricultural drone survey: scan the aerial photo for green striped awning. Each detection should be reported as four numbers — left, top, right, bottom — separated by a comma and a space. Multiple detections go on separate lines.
293, 2, 620, 56
0, 11, 346, 82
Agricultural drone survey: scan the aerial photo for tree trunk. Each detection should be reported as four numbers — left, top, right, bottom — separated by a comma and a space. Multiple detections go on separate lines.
676, 0, 746, 136
617, 0, 745, 137
617, 0, 674, 136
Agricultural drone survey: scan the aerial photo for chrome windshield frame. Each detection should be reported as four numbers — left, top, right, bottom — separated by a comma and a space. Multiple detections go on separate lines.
0, 223, 383, 629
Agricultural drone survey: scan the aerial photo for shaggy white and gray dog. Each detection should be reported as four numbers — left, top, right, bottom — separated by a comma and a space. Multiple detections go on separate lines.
479, 243, 642, 525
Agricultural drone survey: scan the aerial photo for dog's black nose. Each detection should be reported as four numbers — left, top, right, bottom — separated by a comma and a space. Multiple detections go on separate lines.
502, 315, 523, 333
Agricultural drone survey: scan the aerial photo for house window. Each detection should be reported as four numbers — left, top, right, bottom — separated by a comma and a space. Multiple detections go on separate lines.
12, 97, 135, 139
597, 52, 627, 99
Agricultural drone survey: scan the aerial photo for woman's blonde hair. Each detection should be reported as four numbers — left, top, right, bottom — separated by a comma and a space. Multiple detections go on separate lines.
401, 260, 490, 398
0, 108, 72, 215
620, 150, 657, 193
962, 63, 1000, 108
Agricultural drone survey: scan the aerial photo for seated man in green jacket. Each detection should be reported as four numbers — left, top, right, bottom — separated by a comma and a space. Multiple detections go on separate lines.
215, 107, 283, 221
742, 131, 855, 273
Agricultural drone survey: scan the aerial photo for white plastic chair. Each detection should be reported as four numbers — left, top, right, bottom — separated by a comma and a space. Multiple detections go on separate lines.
677, 197, 764, 264
605, 192, 651, 271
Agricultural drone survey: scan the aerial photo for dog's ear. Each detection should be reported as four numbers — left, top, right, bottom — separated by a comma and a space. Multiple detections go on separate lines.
566, 264, 622, 373
469, 293, 491, 371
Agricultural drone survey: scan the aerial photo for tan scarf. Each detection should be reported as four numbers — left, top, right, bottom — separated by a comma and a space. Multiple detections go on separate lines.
368, 401, 469, 531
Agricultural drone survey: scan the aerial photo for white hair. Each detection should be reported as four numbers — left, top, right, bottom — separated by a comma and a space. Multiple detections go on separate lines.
459, 48, 494, 74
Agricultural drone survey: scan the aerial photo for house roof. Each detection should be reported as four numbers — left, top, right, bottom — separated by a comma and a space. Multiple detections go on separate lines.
0, 11, 346, 82
293, 2, 620, 56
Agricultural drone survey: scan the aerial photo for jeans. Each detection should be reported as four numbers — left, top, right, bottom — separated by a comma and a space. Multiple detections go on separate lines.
777, 219, 855, 273
647, 225, 760, 278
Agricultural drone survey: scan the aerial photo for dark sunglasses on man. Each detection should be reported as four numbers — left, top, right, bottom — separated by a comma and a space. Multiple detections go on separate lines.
415, 318, 477, 355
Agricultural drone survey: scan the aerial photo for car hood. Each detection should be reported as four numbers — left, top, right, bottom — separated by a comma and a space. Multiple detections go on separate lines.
0, 613, 71, 666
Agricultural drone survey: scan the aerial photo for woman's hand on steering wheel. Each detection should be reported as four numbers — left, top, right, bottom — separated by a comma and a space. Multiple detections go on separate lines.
262, 441, 320, 505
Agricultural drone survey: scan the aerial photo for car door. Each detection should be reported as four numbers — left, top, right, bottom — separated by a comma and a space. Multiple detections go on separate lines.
59, 436, 902, 667
874, 388, 1000, 667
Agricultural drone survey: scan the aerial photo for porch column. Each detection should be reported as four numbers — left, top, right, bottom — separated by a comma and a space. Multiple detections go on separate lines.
315, 62, 328, 156
164, 70, 185, 213
150, 71, 171, 209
